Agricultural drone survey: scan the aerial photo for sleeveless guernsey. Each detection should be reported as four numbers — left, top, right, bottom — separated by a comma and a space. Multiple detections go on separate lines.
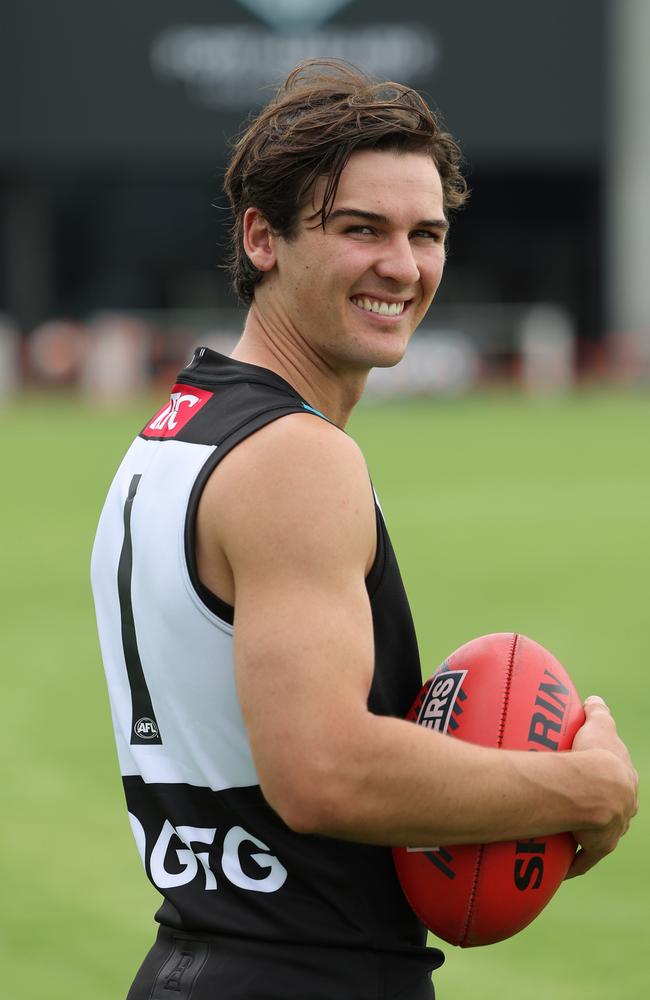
91, 348, 443, 975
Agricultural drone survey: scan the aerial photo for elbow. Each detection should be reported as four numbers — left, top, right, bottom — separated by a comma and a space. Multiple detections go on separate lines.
260, 760, 354, 836
266, 793, 325, 836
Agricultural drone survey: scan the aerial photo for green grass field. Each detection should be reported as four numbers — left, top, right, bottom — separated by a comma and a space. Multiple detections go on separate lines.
1, 389, 647, 999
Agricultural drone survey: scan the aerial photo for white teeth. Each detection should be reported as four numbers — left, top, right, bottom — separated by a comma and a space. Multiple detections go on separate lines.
351, 297, 405, 316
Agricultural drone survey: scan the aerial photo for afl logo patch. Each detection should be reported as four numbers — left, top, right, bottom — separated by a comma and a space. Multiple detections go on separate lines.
134, 717, 159, 740
416, 670, 467, 734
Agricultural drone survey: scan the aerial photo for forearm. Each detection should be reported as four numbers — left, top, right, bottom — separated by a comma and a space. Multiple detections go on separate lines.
275, 712, 620, 847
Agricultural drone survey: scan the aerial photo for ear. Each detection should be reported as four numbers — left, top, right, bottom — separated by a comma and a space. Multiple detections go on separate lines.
243, 207, 277, 273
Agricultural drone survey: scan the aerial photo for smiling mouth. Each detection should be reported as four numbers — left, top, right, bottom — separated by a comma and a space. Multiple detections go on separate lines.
350, 295, 410, 317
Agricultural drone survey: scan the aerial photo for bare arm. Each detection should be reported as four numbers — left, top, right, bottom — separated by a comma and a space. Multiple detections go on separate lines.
196, 415, 637, 868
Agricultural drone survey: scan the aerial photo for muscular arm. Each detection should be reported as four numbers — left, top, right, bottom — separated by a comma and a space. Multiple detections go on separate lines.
196, 414, 637, 871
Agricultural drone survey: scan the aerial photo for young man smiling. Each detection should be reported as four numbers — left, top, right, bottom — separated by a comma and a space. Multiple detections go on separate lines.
92, 61, 637, 1000
231, 147, 446, 420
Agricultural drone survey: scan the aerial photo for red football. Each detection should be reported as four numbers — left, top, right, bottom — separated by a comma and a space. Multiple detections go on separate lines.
392, 633, 585, 947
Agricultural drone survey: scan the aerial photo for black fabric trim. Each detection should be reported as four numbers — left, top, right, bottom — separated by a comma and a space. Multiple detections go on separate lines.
365, 504, 387, 599
138, 350, 314, 444
180, 348, 309, 401
138, 381, 301, 444
193, 579, 235, 625
118, 474, 163, 745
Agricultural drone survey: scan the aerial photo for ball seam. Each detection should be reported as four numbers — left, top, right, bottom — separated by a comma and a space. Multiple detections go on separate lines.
498, 633, 519, 749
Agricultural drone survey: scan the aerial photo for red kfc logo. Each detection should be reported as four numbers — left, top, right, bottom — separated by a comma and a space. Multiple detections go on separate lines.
143, 384, 213, 438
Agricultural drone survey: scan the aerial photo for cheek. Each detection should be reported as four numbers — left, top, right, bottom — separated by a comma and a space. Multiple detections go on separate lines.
422, 251, 445, 292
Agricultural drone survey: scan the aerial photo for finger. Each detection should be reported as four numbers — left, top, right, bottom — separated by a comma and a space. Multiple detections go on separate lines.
564, 848, 600, 879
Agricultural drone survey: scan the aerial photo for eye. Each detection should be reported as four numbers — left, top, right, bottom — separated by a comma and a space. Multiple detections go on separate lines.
345, 225, 376, 236
412, 229, 444, 242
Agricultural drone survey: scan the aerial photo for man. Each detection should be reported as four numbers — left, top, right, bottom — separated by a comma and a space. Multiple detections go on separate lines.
91, 61, 637, 999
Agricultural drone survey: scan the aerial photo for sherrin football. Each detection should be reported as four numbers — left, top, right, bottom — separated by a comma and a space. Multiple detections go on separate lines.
392, 633, 585, 947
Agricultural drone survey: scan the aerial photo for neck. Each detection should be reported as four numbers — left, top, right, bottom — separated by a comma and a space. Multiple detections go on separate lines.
230, 302, 369, 428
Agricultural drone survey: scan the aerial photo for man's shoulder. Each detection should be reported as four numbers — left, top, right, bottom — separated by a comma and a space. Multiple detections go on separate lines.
201, 410, 376, 570
220, 409, 368, 490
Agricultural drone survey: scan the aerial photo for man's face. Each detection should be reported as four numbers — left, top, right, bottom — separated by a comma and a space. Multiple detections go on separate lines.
263, 149, 447, 373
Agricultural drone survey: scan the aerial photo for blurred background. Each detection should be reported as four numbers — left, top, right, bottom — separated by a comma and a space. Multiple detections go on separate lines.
1, 0, 649, 396
1, 2, 648, 999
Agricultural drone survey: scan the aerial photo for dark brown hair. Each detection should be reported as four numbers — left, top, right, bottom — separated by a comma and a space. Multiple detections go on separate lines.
223, 59, 468, 304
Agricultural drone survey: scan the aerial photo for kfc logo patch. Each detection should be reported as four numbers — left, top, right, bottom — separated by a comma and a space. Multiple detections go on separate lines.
143, 384, 213, 438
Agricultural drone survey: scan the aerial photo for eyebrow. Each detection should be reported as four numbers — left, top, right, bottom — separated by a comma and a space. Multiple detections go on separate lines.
325, 207, 449, 232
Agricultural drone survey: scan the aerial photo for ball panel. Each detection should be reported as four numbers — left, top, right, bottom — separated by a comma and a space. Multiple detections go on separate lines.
503, 634, 584, 754
464, 833, 575, 947
391, 844, 481, 946
415, 632, 517, 749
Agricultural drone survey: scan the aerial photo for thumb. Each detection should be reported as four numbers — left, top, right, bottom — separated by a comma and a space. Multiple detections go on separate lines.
583, 695, 610, 717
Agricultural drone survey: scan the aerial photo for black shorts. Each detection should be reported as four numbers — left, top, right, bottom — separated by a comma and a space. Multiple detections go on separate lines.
126, 925, 440, 1000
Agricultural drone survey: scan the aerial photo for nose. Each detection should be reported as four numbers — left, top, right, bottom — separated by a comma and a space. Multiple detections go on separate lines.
373, 235, 420, 286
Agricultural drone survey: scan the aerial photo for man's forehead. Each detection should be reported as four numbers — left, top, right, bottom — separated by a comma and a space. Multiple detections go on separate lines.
339, 148, 441, 184
308, 149, 444, 221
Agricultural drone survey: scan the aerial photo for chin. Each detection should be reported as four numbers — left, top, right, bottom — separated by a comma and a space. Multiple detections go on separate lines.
371, 346, 409, 369
328, 325, 413, 374
363, 333, 412, 370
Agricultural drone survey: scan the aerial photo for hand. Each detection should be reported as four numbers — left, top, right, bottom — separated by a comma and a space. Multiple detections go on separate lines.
566, 696, 638, 878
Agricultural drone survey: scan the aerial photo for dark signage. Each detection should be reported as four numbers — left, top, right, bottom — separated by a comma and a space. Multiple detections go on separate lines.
1, 0, 604, 164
